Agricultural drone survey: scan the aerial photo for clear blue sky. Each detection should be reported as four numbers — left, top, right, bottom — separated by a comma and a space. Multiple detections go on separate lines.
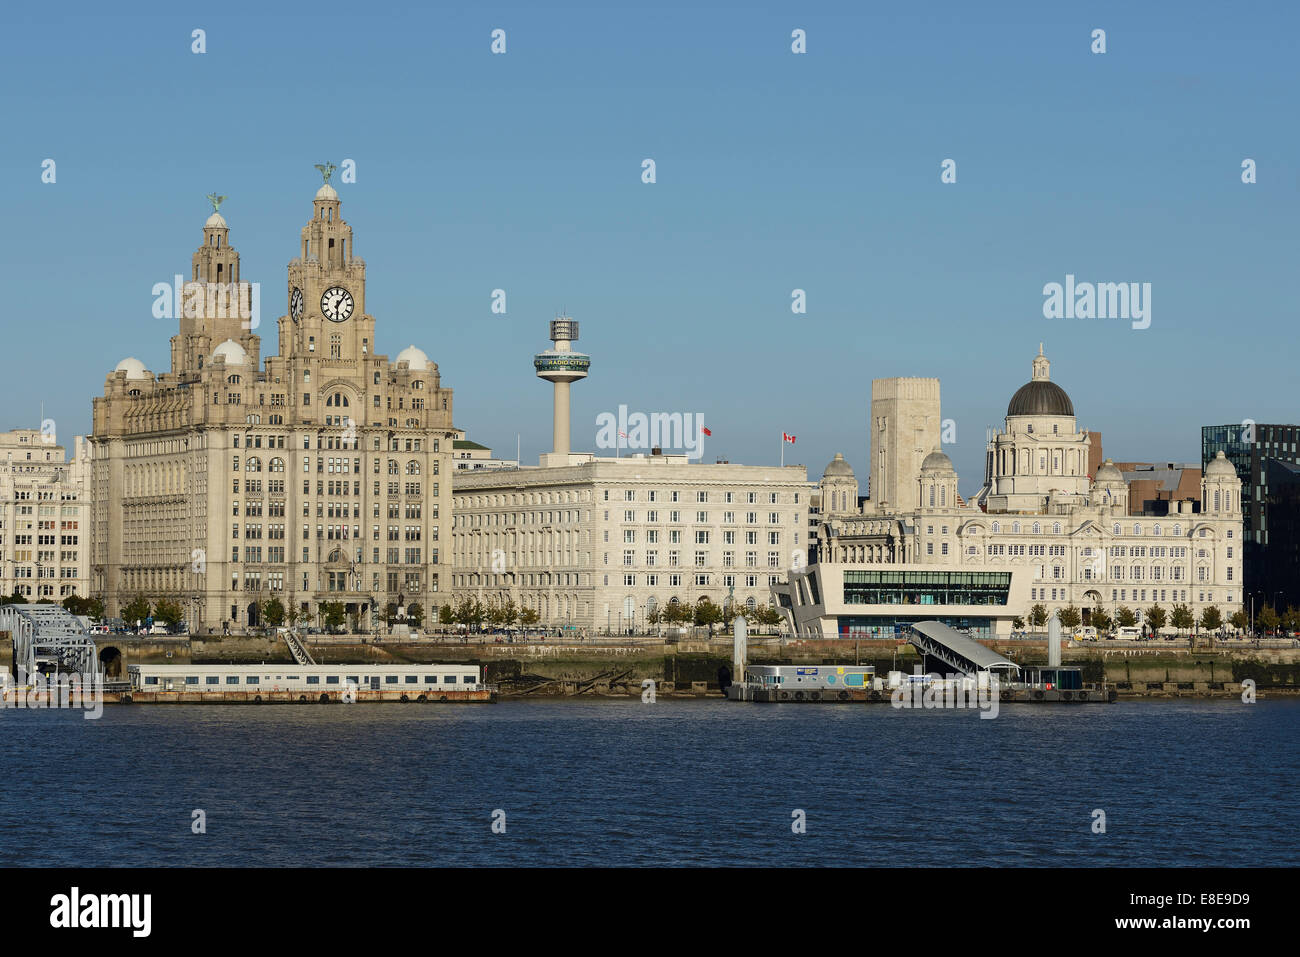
2, 0, 1296, 493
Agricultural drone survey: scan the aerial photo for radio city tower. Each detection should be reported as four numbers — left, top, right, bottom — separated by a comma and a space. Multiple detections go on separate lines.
533, 317, 591, 456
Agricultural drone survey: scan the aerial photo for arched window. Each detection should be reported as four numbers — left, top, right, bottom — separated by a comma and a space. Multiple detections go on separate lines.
387, 459, 399, 475
406, 460, 421, 475
246, 457, 262, 472
269, 457, 285, 473
1153, 524, 1162, 536
1173, 524, 1182, 537
1012, 522, 1021, 534
1113, 524, 1121, 535
1134, 524, 1142, 536
992, 522, 1001, 534
1052, 523, 1061, 534
1033, 522, 1041, 534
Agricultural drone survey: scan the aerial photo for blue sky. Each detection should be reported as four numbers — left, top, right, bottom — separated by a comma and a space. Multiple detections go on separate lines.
2, 0, 1296, 492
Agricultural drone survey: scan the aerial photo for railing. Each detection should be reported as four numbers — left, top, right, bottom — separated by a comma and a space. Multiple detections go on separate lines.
282, 630, 316, 665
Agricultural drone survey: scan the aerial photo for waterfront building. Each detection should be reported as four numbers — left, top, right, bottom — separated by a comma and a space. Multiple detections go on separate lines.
775, 348, 1244, 638
89, 174, 455, 632
0, 429, 92, 602
1202, 422, 1300, 611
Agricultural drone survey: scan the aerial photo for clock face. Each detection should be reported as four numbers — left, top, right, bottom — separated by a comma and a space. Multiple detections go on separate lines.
321, 286, 354, 322
290, 287, 303, 321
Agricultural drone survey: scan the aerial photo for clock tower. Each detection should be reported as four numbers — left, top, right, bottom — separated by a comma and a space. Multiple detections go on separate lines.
281, 165, 374, 363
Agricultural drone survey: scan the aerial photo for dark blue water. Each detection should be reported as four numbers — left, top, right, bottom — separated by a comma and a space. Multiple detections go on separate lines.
2, 699, 1295, 866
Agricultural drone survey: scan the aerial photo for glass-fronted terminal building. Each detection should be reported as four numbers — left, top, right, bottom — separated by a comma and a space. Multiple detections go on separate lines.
772, 564, 1028, 639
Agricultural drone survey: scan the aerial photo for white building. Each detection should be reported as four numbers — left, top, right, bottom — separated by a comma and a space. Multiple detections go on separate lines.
0, 429, 92, 602
451, 451, 809, 633
776, 348, 1243, 638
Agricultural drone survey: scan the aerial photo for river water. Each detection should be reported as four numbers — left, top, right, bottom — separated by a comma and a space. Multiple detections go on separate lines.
2, 698, 1294, 866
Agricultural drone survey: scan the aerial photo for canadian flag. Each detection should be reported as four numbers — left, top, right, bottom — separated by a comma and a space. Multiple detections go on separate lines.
701, 426, 712, 437
782, 432, 796, 444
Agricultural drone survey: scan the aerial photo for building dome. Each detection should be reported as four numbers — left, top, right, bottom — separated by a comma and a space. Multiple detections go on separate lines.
114, 357, 150, 380
921, 449, 955, 471
212, 339, 248, 365
1007, 345, 1074, 417
204, 211, 227, 229
395, 344, 429, 371
1007, 379, 1074, 417
1095, 459, 1124, 482
1205, 450, 1236, 478
822, 453, 854, 479
316, 182, 338, 201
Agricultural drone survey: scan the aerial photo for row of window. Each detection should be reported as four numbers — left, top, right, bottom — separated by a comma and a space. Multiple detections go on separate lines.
143, 673, 474, 687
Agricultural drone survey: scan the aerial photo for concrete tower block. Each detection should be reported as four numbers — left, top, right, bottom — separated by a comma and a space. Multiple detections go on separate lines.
869, 378, 941, 511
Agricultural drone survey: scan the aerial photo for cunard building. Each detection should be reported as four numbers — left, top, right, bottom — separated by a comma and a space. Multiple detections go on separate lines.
90, 171, 455, 631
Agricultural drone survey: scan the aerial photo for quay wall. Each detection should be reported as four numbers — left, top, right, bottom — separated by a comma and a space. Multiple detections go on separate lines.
13, 631, 1300, 696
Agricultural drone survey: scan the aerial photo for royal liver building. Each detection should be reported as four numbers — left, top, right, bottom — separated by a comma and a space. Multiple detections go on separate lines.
91, 171, 454, 631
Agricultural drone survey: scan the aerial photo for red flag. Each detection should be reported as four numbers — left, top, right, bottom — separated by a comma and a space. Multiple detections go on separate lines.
782, 432, 796, 444
701, 426, 712, 436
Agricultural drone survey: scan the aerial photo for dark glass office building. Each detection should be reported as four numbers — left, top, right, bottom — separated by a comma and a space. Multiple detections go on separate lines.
1202, 424, 1300, 610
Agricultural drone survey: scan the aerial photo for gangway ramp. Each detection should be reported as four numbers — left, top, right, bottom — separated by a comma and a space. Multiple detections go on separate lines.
283, 630, 315, 665
905, 620, 1020, 679
0, 603, 101, 679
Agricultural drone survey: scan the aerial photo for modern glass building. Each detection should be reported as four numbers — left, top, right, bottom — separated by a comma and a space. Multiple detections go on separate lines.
1202, 423, 1300, 611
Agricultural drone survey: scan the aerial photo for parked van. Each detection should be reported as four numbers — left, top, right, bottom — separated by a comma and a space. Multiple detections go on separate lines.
1113, 626, 1141, 640
1075, 626, 1098, 641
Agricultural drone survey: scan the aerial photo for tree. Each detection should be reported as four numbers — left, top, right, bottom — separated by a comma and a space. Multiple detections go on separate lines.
756, 605, 783, 627
1257, 605, 1279, 634
1171, 603, 1195, 633
1200, 606, 1223, 631
518, 607, 540, 627
1116, 606, 1137, 628
500, 598, 518, 629
1012, 615, 1025, 630
439, 604, 455, 625
1028, 604, 1048, 629
1091, 607, 1112, 634
385, 602, 399, 624
320, 601, 347, 633
6, 590, 28, 605
485, 602, 504, 627
262, 597, 286, 628
1229, 609, 1249, 632
154, 597, 185, 629
1145, 604, 1167, 634
1282, 606, 1300, 635
407, 602, 424, 626
293, 605, 312, 627
85, 596, 106, 620
694, 598, 723, 629
123, 595, 151, 626
1058, 605, 1081, 630
663, 601, 691, 626
646, 603, 662, 627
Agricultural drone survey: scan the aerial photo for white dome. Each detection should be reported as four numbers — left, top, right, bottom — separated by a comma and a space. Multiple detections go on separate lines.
315, 183, 338, 201
204, 211, 227, 229
114, 357, 150, 380
1205, 451, 1237, 478
395, 344, 429, 371
212, 339, 249, 365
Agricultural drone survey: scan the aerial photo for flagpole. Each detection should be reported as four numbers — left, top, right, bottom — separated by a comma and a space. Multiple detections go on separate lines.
781, 435, 784, 468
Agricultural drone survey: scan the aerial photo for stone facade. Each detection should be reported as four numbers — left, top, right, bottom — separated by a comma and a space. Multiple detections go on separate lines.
450, 453, 809, 633
780, 347, 1244, 638
90, 178, 455, 632
0, 430, 91, 602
